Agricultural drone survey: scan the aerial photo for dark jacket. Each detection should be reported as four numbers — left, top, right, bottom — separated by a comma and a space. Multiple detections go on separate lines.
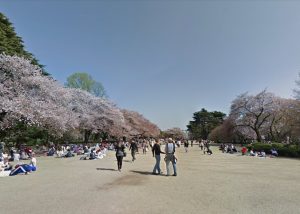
152, 143, 164, 156
115, 144, 125, 157
129, 142, 138, 152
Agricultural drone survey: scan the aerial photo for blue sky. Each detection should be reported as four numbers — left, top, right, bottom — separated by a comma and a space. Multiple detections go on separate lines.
1, 0, 300, 130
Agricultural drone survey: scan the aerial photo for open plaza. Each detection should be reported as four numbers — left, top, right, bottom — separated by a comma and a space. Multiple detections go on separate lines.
1, 146, 299, 214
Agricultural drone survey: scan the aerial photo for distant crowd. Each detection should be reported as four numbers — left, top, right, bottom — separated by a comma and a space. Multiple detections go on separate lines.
0, 138, 281, 178
219, 143, 279, 158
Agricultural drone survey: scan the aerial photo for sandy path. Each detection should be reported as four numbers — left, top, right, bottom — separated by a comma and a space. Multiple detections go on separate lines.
1, 146, 300, 214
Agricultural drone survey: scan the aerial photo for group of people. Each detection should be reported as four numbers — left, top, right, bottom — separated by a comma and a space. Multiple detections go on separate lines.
46, 143, 109, 160
153, 138, 177, 176
0, 142, 38, 177
80, 144, 108, 160
180, 139, 213, 155
47, 144, 79, 157
0, 154, 37, 177
113, 138, 177, 176
123, 138, 215, 176
230, 145, 279, 158
243, 147, 278, 158
220, 144, 238, 154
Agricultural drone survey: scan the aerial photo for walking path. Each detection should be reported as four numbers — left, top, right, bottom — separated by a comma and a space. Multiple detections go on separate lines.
1, 146, 300, 214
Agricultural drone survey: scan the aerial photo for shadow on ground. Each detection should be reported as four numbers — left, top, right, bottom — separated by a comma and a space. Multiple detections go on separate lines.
96, 168, 117, 171
130, 170, 155, 175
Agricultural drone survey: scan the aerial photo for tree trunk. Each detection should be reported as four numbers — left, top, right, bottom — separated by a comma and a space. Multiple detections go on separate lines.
0, 111, 7, 122
84, 130, 92, 144
255, 129, 262, 142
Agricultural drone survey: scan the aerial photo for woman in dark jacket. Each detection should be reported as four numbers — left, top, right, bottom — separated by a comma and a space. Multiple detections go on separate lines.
115, 141, 125, 172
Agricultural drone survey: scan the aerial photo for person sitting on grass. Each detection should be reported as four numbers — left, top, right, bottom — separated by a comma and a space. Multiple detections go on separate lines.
29, 154, 37, 171
9, 164, 31, 176
9, 148, 14, 161
207, 148, 213, 155
0, 159, 12, 177
270, 148, 278, 157
47, 146, 56, 156
9, 156, 37, 176
89, 149, 96, 160
249, 149, 256, 156
56, 147, 64, 158
64, 149, 74, 158
241, 147, 248, 155
96, 147, 107, 159
259, 150, 266, 158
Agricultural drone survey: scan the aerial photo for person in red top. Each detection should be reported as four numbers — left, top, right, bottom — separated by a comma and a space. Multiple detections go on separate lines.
241, 147, 247, 155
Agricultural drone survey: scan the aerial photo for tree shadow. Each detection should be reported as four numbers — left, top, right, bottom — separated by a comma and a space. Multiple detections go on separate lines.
96, 168, 117, 171
130, 170, 155, 175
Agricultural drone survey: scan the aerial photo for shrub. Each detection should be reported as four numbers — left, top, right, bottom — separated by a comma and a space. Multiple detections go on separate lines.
248, 143, 300, 158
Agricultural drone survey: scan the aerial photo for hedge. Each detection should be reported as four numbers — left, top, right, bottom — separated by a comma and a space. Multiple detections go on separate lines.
247, 143, 300, 158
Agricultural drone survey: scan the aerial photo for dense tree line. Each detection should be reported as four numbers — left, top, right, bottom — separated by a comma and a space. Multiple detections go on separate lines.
0, 13, 48, 75
0, 55, 160, 145
192, 90, 300, 144
187, 108, 226, 140
0, 12, 160, 145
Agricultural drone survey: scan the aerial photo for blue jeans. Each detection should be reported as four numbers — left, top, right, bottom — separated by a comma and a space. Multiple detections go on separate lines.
153, 155, 161, 173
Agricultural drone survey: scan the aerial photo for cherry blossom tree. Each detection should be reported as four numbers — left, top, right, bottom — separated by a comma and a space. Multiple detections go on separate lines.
63, 88, 126, 142
1, 54, 158, 143
121, 109, 160, 138
0, 54, 78, 137
161, 127, 186, 140
230, 90, 276, 142
208, 119, 236, 143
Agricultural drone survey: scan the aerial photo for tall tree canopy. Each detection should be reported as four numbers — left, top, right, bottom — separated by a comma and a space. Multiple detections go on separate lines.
121, 109, 160, 138
65, 72, 107, 98
0, 12, 48, 75
187, 108, 226, 140
1, 55, 160, 143
161, 127, 186, 140
230, 90, 299, 143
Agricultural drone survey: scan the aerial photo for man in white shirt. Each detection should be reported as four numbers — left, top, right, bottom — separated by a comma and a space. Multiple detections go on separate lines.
165, 138, 177, 176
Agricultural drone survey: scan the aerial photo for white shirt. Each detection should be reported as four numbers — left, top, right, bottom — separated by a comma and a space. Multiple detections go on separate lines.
30, 157, 37, 167
165, 143, 175, 154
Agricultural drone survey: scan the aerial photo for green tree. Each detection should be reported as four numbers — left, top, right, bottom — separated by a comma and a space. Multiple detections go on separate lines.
65, 72, 107, 98
0, 13, 48, 75
187, 108, 226, 140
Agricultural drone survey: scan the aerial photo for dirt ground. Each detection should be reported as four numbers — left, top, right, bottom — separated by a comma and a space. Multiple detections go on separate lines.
1, 146, 300, 214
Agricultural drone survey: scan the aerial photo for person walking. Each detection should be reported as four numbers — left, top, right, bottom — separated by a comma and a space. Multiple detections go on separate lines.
184, 140, 189, 153
115, 141, 125, 172
142, 140, 147, 154
152, 140, 165, 175
165, 138, 177, 176
129, 140, 138, 162
200, 141, 204, 151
